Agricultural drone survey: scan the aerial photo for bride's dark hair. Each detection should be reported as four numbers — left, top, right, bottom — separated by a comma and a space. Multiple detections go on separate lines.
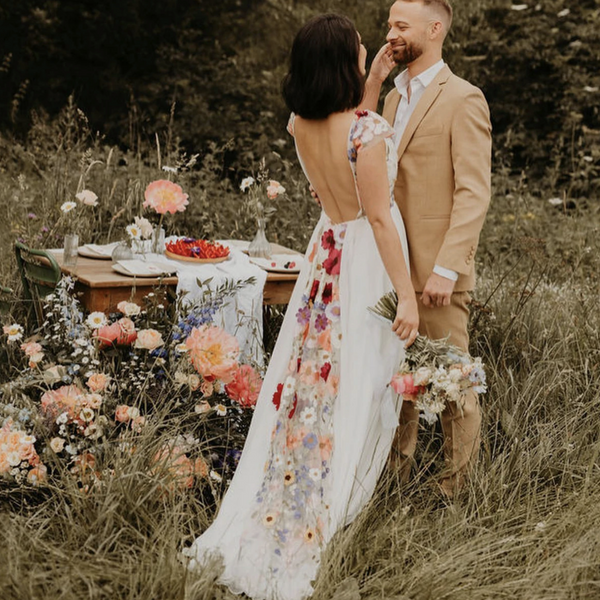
282, 14, 364, 120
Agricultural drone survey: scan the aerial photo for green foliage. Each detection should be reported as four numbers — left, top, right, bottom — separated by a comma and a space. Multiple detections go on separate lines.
2, 0, 599, 193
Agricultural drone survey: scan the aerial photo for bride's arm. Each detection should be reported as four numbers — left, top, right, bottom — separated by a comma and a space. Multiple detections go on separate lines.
355, 141, 419, 346
358, 43, 395, 112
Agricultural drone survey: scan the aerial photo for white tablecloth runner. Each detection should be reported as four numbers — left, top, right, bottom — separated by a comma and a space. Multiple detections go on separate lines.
149, 243, 268, 366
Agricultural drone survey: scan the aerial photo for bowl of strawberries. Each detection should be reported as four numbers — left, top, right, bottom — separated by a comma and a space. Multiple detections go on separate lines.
165, 238, 231, 263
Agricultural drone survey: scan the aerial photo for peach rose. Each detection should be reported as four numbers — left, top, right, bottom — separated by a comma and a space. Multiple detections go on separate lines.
50, 437, 65, 453
115, 405, 131, 423
134, 329, 164, 350
87, 373, 110, 392
117, 301, 141, 316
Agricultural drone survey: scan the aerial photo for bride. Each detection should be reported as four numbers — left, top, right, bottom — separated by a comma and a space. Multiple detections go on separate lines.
184, 13, 418, 600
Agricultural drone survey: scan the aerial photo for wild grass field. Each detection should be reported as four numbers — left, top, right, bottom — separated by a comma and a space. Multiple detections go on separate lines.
0, 101, 599, 600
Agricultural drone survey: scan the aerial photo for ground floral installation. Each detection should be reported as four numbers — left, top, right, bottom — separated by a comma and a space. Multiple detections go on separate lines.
370, 291, 487, 423
0, 277, 262, 496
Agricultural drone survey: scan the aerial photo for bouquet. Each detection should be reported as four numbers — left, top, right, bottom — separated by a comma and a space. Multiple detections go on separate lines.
369, 291, 487, 424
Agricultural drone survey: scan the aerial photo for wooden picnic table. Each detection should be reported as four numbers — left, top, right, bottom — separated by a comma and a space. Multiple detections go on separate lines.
50, 244, 300, 313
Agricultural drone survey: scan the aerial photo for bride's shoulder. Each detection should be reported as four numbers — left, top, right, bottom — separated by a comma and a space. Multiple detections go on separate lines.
350, 110, 394, 151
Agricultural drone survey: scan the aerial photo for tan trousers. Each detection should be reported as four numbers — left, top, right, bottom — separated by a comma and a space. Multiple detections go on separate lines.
392, 291, 481, 496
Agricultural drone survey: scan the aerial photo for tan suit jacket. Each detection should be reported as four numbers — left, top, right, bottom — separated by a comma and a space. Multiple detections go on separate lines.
382, 65, 492, 292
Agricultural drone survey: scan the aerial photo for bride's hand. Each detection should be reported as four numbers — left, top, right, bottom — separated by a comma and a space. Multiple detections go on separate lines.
368, 43, 395, 84
392, 295, 419, 347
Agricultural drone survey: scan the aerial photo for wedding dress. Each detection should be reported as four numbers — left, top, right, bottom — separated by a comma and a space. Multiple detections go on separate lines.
184, 110, 409, 600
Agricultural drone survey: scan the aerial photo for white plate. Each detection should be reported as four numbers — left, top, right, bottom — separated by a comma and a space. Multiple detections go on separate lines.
78, 243, 119, 259
249, 254, 303, 273
218, 239, 250, 252
112, 260, 176, 278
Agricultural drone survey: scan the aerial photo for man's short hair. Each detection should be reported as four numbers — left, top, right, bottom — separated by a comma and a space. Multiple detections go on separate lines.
400, 0, 453, 31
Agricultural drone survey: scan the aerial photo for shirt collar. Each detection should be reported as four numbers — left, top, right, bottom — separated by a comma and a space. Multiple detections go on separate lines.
394, 59, 445, 96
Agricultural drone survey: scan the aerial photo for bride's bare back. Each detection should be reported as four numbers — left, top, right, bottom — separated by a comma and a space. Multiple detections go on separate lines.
293, 111, 362, 224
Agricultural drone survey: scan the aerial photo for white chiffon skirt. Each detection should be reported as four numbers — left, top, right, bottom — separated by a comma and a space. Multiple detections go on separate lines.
184, 205, 408, 600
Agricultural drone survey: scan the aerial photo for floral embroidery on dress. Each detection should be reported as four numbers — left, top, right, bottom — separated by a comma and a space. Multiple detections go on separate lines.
248, 220, 347, 578
347, 110, 398, 206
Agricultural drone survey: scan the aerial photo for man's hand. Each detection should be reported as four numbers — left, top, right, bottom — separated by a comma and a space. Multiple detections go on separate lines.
368, 43, 396, 84
421, 273, 456, 308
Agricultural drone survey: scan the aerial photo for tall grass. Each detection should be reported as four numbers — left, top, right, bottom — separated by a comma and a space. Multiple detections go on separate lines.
1, 108, 600, 599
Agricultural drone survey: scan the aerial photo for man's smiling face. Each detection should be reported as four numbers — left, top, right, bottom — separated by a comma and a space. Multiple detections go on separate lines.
386, 1, 430, 65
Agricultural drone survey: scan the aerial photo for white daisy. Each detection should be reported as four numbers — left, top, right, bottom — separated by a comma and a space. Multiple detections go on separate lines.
86, 312, 107, 329
126, 224, 142, 240
240, 176, 255, 192
215, 404, 227, 416
3, 323, 24, 342
60, 201, 77, 213
300, 406, 317, 426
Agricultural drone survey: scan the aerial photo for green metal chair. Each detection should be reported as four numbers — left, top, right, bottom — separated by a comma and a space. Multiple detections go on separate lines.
14, 242, 62, 326
0, 285, 14, 316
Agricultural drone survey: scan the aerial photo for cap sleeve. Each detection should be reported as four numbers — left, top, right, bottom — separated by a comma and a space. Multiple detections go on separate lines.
349, 110, 394, 154
287, 112, 296, 137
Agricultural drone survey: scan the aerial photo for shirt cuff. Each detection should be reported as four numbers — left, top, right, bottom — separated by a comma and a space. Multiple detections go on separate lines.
433, 264, 459, 281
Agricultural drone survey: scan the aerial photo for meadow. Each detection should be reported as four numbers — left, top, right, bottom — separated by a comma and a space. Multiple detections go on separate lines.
0, 98, 599, 600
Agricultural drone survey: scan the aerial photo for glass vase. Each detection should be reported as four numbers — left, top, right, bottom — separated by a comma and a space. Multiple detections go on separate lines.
248, 217, 272, 259
151, 226, 165, 254
111, 241, 134, 262
63, 233, 79, 267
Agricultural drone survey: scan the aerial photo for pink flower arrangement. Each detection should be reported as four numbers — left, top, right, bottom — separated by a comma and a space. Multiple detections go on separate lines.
143, 180, 189, 215
0, 419, 43, 483
225, 364, 263, 408
185, 325, 240, 383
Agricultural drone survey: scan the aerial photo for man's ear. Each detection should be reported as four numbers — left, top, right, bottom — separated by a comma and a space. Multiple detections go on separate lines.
429, 20, 444, 39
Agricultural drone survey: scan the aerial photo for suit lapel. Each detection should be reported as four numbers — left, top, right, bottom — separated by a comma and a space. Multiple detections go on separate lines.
396, 65, 452, 160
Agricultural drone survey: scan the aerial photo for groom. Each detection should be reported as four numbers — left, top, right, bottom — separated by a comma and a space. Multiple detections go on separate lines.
362, 0, 492, 497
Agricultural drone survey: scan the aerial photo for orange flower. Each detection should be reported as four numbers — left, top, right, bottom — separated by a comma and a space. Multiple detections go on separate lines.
185, 325, 239, 383
115, 405, 131, 423
143, 180, 189, 215
87, 373, 110, 392
283, 470, 295, 486
224, 364, 263, 408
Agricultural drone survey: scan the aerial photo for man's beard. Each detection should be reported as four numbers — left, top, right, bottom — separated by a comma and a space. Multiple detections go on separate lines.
392, 41, 424, 65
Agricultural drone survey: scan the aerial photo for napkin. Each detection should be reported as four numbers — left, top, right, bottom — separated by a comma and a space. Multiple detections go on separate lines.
115, 260, 174, 277
83, 243, 119, 257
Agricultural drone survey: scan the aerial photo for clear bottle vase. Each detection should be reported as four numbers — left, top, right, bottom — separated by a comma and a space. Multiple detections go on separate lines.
248, 217, 272, 259
151, 226, 165, 255
63, 233, 79, 267
111, 241, 134, 261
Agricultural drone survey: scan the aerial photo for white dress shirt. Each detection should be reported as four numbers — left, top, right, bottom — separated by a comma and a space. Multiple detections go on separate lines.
393, 60, 458, 283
